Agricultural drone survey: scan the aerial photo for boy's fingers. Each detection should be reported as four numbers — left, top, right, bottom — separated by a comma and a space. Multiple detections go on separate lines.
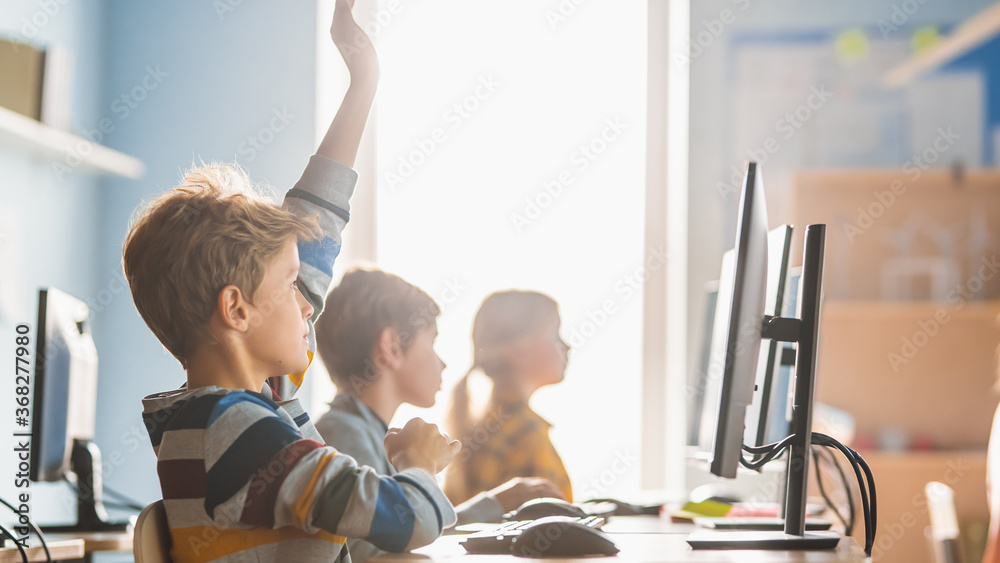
447, 439, 462, 456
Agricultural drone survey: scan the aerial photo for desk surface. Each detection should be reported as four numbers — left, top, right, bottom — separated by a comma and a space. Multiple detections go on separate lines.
0, 539, 84, 563
47, 530, 133, 554
375, 516, 868, 563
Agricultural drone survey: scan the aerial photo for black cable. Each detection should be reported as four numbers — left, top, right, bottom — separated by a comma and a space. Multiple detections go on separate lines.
740, 434, 796, 470
812, 433, 875, 556
62, 477, 143, 513
820, 445, 855, 536
101, 485, 146, 512
0, 496, 51, 563
742, 434, 796, 455
0, 521, 28, 563
811, 446, 848, 534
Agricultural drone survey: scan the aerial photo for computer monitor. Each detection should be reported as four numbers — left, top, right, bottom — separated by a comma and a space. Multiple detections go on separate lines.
687, 162, 836, 549
694, 224, 791, 459
705, 161, 770, 480
744, 225, 793, 451
31, 287, 129, 532
686, 281, 718, 448
758, 267, 801, 448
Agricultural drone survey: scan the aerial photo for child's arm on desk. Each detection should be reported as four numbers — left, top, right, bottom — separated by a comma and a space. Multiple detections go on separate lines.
202, 394, 459, 551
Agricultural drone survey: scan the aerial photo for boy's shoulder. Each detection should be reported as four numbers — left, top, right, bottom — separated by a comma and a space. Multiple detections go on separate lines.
141, 385, 286, 450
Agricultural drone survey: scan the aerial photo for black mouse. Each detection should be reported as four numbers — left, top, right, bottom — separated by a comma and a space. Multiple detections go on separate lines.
507, 497, 588, 520
510, 517, 620, 557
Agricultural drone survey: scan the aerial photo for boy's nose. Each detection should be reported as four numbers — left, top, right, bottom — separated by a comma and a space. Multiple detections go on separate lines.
297, 289, 314, 319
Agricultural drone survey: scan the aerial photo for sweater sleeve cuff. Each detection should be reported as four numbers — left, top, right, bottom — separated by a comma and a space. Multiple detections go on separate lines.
395, 469, 458, 530
454, 492, 504, 526
289, 154, 358, 213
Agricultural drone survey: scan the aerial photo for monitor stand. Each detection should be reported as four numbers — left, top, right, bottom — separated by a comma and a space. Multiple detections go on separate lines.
687, 530, 841, 549
42, 439, 132, 533
688, 225, 835, 551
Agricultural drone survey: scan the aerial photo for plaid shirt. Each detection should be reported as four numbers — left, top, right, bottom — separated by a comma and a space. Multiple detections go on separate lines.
448, 394, 573, 505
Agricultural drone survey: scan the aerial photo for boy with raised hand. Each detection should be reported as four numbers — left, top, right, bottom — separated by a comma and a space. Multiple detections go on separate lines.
124, 2, 459, 561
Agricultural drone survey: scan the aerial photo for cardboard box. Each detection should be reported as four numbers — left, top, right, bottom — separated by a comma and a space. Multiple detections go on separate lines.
815, 301, 1000, 450
790, 169, 1000, 301
0, 37, 44, 120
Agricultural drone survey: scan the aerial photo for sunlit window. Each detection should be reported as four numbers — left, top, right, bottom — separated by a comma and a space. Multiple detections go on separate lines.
347, 0, 647, 498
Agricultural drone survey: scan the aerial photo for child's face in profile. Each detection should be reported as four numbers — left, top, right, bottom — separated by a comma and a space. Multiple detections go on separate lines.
242, 239, 313, 377
396, 321, 445, 409
513, 313, 569, 389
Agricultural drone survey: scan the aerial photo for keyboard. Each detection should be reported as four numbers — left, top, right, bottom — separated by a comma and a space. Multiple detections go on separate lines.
460, 515, 605, 554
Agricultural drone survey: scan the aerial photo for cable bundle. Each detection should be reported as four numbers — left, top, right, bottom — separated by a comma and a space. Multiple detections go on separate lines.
741, 432, 877, 557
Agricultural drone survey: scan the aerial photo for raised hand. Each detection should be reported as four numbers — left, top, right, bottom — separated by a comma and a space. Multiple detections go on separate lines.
331, 0, 379, 84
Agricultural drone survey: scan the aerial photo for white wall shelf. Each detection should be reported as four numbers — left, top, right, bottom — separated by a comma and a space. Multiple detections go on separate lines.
0, 105, 145, 179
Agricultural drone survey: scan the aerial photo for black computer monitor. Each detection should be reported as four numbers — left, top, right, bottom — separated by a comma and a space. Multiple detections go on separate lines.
705, 161, 770, 480
694, 224, 791, 459
688, 162, 836, 550
32, 287, 129, 532
744, 225, 793, 451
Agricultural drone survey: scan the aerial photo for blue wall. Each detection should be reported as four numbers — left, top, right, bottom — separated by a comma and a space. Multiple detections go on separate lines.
0, 1, 324, 530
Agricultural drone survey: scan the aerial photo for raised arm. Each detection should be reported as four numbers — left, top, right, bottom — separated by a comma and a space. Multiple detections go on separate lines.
317, 0, 379, 167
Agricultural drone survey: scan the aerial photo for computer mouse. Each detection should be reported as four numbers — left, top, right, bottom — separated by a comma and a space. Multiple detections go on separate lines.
510, 517, 620, 557
506, 497, 588, 520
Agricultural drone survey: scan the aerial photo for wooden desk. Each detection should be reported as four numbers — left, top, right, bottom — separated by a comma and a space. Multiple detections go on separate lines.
0, 539, 84, 563
378, 517, 868, 562
46, 531, 133, 563
373, 533, 868, 562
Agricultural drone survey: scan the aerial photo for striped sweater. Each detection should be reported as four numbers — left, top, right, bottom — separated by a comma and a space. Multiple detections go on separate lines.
140, 155, 456, 562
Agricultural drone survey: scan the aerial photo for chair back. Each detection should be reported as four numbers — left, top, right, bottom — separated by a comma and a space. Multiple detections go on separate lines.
926, 481, 965, 563
133, 499, 172, 563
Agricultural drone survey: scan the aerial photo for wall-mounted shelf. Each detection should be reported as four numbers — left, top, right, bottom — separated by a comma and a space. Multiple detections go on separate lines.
883, 1, 1000, 88
0, 105, 145, 179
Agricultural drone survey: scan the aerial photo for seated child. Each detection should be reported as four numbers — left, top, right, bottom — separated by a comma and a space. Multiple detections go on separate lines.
123, 2, 460, 561
443, 290, 574, 505
313, 268, 564, 561
983, 346, 1000, 563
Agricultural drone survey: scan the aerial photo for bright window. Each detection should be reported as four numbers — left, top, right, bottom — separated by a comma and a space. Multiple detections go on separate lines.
357, 1, 647, 498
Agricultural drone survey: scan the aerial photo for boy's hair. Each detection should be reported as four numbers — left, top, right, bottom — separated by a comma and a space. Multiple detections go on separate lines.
315, 267, 439, 389
122, 163, 320, 368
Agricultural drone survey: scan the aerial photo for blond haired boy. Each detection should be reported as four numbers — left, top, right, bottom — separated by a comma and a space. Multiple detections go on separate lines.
124, 2, 458, 561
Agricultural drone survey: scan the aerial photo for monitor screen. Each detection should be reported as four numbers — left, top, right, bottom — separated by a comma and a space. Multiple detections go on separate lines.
744, 225, 793, 450
705, 161, 769, 479
31, 287, 99, 482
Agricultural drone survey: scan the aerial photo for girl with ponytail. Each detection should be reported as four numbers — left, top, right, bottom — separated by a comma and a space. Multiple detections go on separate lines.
444, 290, 573, 505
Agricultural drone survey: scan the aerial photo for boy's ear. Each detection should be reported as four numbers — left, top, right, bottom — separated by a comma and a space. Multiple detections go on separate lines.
375, 326, 404, 369
217, 285, 251, 332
